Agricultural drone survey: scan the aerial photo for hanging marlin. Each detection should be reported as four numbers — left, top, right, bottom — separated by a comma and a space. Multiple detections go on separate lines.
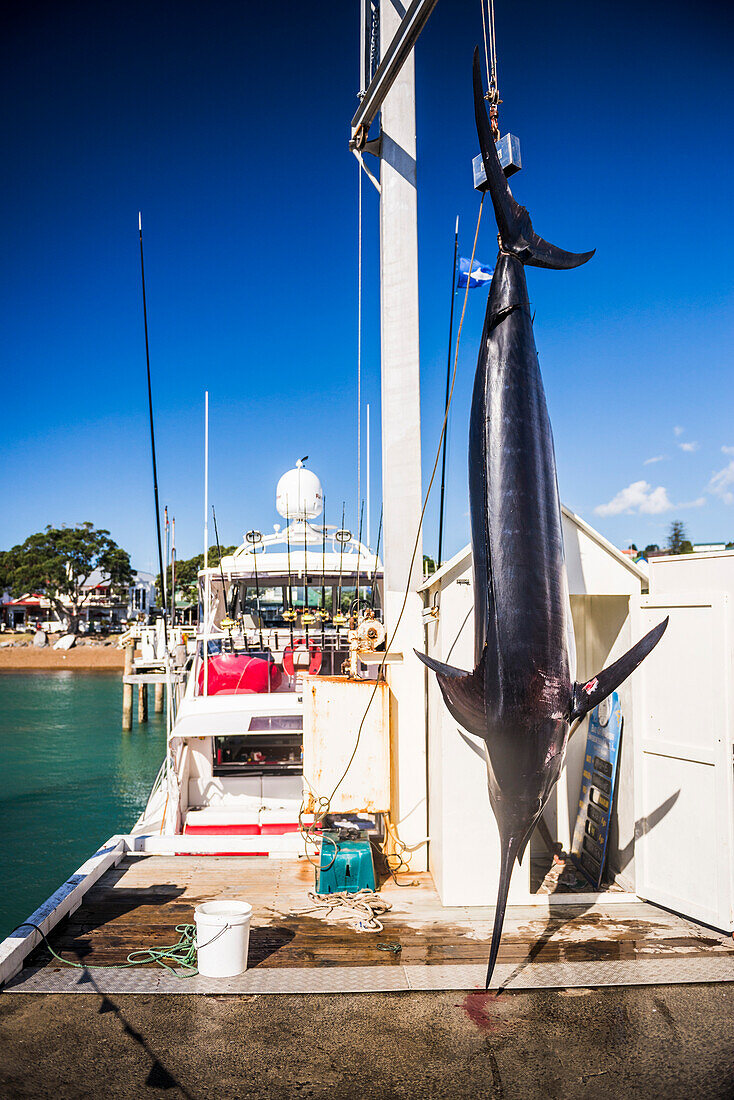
416, 50, 668, 988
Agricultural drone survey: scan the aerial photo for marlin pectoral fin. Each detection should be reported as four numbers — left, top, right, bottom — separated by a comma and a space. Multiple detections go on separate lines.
571, 617, 668, 722
472, 48, 595, 271
414, 649, 486, 738
457, 727, 487, 761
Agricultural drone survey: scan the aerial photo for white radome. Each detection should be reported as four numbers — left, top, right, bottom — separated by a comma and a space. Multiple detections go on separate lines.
276, 460, 323, 520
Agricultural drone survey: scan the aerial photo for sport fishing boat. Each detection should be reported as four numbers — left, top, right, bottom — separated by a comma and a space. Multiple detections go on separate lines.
134, 459, 385, 854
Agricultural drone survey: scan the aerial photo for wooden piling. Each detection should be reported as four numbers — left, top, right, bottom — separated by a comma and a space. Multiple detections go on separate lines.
138, 682, 148, 723
122, 646, 133, 731
154, 682, 164, 713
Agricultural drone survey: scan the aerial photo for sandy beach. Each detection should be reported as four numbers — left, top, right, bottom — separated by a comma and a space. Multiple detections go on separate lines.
0, 637, 126, 671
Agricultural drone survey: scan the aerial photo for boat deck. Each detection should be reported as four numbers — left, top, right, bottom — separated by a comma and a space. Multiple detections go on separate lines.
7, 855, 734, 993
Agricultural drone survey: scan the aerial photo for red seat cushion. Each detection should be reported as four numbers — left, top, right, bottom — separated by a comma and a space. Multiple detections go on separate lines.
197, 654, 282, 695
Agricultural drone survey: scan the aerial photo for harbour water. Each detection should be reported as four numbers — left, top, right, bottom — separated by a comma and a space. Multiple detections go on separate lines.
0, 671, 166, 938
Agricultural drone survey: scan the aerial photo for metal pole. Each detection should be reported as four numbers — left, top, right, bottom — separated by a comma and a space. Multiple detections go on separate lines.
437, 215, 459, 568
122, 644, 133, 731
350, 0, 439, 145
203, 391, 209, 696
163, 506, 169, 612
138, 215, 167, 644
366, 402, 371, 548
377, 1, 427, 871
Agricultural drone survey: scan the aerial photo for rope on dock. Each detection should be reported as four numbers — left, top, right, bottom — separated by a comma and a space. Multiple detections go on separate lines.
10, 920, 203, 975
293, 890, 392, 933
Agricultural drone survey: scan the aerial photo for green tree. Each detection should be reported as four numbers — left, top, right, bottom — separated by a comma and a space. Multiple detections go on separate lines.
643, 544, 660, 557
0, 523, 132, 633
667, 520, 692, 555
157, 545, 237, 602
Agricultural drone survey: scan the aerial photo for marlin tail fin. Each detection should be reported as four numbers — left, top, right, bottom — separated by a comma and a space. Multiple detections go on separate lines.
414, 650, 486, 739
472, 48, 595, 271
485, 830, 528, 989
571, 617, 668, 722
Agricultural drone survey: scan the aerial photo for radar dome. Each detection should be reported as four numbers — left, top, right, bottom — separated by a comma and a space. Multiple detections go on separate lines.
276, 459, 323, 520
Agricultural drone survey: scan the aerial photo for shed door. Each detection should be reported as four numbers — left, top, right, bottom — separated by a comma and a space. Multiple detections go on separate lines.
632, 593, 734, 931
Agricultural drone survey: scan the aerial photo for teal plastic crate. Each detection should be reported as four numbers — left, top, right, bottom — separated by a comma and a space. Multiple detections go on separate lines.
317, 831, 376, 894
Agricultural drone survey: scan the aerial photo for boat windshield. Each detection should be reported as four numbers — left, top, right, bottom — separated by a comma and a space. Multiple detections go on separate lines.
236, 582, 375, 625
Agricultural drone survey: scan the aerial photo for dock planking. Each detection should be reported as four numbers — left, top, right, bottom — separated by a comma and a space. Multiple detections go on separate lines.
26, 854, 731, 973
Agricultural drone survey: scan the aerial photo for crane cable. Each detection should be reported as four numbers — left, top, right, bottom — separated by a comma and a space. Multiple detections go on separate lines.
299, 193, 486, 870
480, 0, 501, 140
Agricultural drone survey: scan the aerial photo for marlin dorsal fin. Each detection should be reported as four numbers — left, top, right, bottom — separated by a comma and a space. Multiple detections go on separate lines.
571, 618, 668, 722
414, 650, 486, 739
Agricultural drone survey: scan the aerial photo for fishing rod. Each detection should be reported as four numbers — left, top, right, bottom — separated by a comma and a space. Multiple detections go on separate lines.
370, 507, 383, 610
301, 514, 314, 640
354, 500, 364, 620
171, 516, 176, 629
138, 212, 167, 644
320, 497, 327, 620
247, 531, 265, 651
211, 506, 232, 640
284, 512, 295, 644
335, 501, 347, 626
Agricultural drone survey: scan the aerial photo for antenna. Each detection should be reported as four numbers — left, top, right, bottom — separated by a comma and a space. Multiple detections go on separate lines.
138, 212, 167, 643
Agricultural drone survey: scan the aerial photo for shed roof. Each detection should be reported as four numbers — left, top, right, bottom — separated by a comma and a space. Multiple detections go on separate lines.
419, 504, 646, 597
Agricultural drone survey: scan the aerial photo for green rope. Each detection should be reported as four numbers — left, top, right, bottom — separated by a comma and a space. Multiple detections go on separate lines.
12, 921, 201, 975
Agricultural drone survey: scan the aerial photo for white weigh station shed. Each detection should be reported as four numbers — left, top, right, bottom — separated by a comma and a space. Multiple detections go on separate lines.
419, 508, 734, 934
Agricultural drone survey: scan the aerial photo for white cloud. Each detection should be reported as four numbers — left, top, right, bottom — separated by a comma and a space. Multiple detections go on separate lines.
595, 481, 674, 517
595, 481, 708, 518
643, 455, 667, 465
674, 426, 685, 437
721, 445, 734, 456
708, 461, 734, 506
678, 441, 699, 453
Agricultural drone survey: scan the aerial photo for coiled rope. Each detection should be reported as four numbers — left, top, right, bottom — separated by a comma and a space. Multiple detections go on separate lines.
294, 890, 392, 933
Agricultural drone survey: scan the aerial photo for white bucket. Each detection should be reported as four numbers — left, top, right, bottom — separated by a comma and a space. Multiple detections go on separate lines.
194, 900, 253, 977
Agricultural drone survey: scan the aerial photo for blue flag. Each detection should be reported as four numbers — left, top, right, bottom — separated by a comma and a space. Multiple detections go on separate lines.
457, 256, 494, 289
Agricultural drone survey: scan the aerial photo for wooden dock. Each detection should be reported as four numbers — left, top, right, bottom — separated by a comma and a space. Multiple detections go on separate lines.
20, 855, 733, 982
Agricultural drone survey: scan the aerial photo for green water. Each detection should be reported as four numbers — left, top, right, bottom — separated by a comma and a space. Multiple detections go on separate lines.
0, 672, 166, 938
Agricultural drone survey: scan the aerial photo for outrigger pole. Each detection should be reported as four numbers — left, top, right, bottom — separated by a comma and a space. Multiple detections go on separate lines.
138, 213, 167, 643
437, 215, 459, 568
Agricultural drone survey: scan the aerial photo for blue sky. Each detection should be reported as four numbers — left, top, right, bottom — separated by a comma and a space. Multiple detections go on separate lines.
2, 0, 733, 571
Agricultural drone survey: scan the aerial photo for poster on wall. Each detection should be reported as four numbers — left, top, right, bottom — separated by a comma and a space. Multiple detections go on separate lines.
570, 691, 622, 889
